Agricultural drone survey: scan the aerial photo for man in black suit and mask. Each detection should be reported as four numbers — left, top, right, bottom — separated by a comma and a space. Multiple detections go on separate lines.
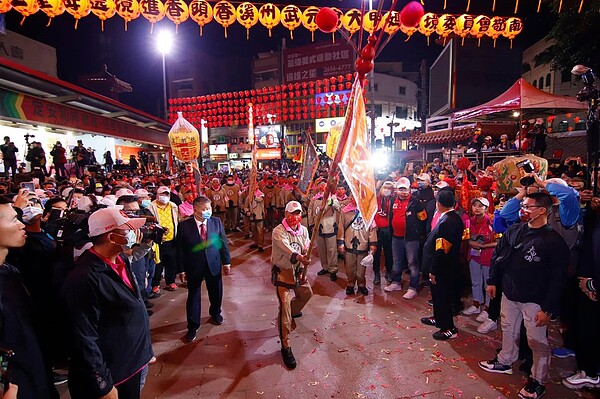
420, 188, 464, 341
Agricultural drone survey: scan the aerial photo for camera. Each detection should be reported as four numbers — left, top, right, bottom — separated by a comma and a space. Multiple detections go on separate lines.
573, 66, 599, 103
139, 223, 165, 243
516, 160, 535, 186
568, 160, 578, 167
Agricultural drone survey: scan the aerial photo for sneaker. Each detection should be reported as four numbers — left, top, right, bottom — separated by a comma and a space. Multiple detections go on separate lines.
292, 312, 302, 318
552, 347, 576, 358
562, 370, 600, 390
357, 286, 368, 296
151, 286, 160, 294
403, 288, 418, 300
476, 310, 489, 323
477, 318, 498, 334
373, 274, 381, 285
166, 283, 178, 291
345, 287, 355, 295
317, 269, 329, 276
384, 282, 402, 292
148, 356, 157, 365
420, 316, 436, 326
329, 272, 337, 281
281, 346, 297, 369
518, 378, 545, 399
479, 357, 513, 375
184, 330, 197, 343
461, 305, 481, 315
433, 328, 458, 340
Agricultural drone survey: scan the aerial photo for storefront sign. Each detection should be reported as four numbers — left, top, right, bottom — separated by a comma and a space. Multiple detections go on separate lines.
0, 88, 169, 145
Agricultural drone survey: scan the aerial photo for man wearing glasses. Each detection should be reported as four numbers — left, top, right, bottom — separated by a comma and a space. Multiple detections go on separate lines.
479, 192, 569, 399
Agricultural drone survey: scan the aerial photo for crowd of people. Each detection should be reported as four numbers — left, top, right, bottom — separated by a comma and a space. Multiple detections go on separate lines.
0, 134, 597, 399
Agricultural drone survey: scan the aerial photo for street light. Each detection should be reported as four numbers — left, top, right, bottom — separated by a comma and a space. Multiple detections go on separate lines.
156, 30, 173, 120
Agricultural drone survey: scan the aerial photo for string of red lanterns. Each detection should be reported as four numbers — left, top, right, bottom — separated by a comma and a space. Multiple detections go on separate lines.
167, 73, 357, 129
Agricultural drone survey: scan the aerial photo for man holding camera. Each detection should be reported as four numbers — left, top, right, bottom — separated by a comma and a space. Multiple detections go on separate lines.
0, 137, 18, 179
177, 196, 231, 343
61, 207, 153, 399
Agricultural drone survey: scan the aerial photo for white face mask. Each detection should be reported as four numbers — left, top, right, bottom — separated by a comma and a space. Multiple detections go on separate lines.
22, 206, 43, 224
158, 195, 170, 204
381, 189, 392, 197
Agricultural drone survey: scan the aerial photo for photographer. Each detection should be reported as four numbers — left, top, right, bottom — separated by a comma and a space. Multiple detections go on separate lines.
116, 195, 157, 313
0, 137, 18, 179
49, 142, 67, 180
25, 142, 47, 176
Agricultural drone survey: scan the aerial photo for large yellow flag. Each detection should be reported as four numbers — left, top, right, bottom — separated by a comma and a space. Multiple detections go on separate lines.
338, 79, 377, 228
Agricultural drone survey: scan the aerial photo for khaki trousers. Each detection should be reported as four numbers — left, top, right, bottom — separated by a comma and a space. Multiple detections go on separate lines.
276, 281, 313, 348
251, 220, 264, 247
497, 294, 551, 384
225, 206, 238, 230
316, 235, 338, 273
344, 251, 367, 288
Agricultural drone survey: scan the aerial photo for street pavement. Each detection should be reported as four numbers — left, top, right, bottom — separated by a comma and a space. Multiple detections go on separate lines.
61, 231, 599, 398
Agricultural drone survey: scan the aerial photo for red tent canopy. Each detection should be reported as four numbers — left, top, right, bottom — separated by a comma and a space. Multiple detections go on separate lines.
453, 78, 587, 122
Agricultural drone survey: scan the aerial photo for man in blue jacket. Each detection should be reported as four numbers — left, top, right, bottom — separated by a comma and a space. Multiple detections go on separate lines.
62, 208, 153, 399
178, 196, 231, 343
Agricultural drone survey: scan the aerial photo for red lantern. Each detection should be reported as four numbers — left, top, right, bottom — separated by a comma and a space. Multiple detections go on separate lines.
400, 1, 424, 28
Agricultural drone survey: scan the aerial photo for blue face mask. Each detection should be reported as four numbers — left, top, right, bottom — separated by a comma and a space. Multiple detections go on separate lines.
417, 182, 427, 189
141, 199, 151, 208
125, 230, 137, 249
201, 209, 212, 220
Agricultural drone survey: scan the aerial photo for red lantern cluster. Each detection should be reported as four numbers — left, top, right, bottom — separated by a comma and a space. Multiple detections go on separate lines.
167, 73, 357, 128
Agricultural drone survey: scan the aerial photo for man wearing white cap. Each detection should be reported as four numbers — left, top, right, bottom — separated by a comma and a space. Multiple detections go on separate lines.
149, 186, 180, 293
62, 208, 153, 399
271, 200, 312, 369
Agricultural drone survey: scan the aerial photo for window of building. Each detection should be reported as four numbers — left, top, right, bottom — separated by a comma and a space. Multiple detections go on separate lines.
538, 77, 544, 89
533, 79, 537, 87
557, 120, 569, 132
395, 106, 408, 118
561, 69, 571, 83
398, 86, 406, 95
373, 83, 379, 92
545, 73, 551, 87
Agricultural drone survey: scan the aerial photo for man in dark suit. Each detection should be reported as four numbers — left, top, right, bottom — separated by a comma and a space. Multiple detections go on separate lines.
178, 196, 231, 343
420, 188, 464, 340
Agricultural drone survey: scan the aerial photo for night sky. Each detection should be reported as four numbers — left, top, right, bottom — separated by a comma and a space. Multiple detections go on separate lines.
4, 0, 556, 117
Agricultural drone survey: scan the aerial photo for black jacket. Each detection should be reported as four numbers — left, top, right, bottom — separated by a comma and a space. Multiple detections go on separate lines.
422, 210, 464, 278
414, 186, 436, 235
391, 196, 426, 241
0, 264, 55, 399
488, 222, 569, 317
61, 250, 153, 397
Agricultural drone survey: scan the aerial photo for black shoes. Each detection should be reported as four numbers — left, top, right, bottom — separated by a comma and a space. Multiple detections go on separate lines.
373, 274, 381, 285
211, 315, 224, 325
281, 346, 297, 369
346, 287, 355, 295
250, 243, 258, 249
147, 291, 162, 299
258, 247, 265, 253
518, 377, 545, 399
184, 330, 197, 343
357, 286, 368, 296
292, 312, 303, 318
421, 316, 436, 326
432, 328, 458, 341
317, 269, 329, 276
330, 272, 337, 281
144, 301, 154, 309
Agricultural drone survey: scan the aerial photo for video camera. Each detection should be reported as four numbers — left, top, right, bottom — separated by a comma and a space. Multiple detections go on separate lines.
573, 65, 599, 103
122, 210, 165, 243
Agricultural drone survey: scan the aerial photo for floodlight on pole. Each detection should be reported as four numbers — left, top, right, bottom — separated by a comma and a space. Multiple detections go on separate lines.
156, 30, 173, 120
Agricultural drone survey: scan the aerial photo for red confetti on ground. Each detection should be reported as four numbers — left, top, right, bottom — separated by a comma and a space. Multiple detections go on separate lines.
422, 368, 443, 374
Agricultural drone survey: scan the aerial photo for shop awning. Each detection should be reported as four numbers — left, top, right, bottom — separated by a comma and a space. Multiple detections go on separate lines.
0, 57, 170, 146
452, 78, 587, 122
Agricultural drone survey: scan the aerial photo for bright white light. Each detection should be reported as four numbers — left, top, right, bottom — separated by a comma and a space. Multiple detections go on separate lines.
156, 30, 173, 55
370, 151, 387, 169
513, 111, 520, 117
